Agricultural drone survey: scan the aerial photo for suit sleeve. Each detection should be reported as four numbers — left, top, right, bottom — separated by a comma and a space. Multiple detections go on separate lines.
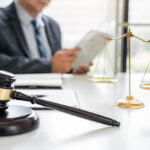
0, 53, 52, 74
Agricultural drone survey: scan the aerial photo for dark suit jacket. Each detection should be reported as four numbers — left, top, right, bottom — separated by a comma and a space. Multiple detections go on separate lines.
0, 2, 61, 74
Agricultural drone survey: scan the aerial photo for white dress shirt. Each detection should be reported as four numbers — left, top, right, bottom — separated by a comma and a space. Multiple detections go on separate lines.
15, 0, 52, 60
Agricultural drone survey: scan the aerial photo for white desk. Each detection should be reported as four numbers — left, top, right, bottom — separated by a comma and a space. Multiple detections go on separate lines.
0, 73, 150, 150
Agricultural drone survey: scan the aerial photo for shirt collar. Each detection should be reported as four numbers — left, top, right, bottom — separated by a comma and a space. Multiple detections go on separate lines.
14, 0, 44, 27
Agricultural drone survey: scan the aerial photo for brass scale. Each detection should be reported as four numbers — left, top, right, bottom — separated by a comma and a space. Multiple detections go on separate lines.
89, 28, 150, 109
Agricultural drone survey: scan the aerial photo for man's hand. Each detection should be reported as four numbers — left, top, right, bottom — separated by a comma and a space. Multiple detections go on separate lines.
51, 48, 80, 73
73, 62, 93, 75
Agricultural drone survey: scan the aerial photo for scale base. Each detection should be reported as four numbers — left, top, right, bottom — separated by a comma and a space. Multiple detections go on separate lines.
0, 105, 39, 136
89, 77, 117, 83
116, 96, 144, 108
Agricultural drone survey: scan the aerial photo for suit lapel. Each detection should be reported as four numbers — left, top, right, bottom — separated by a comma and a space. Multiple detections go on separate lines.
6, 3, 30, 57
42, 16, 55, 55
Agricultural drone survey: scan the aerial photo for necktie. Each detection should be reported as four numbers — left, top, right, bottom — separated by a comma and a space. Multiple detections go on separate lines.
31, 20, 47, 58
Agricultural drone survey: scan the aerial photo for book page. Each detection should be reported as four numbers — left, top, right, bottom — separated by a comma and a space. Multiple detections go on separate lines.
14, 73, 63, 88
73, 30, 111, 70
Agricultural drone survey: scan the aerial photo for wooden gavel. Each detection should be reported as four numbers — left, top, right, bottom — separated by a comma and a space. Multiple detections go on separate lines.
0, 70, 120, 127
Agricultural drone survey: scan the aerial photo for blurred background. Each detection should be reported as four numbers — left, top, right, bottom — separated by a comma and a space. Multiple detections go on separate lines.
0, 0, 150, 73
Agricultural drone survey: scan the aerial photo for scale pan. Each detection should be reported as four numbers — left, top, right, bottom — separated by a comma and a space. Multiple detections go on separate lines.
140, 83, 150, 90
89, 77, 117, 83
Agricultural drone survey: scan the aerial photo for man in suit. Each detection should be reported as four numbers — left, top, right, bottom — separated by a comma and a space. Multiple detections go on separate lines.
0, 0, 89, 74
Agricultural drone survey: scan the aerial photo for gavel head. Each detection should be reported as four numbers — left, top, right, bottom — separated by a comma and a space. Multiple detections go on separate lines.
0, 70, 16, 111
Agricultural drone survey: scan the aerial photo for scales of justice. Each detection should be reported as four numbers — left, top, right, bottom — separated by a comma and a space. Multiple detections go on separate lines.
90, 28, 150, 109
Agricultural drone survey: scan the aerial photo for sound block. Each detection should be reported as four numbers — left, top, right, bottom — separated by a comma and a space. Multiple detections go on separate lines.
0, 105, 39, 136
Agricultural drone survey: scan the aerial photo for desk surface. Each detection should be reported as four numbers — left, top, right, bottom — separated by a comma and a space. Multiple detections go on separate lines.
0, 73, 150, 150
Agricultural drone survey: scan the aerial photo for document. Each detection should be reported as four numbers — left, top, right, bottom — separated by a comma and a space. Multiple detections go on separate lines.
73, 30, 111, 70
9, 89, 80, 109
14, 73, 63, 89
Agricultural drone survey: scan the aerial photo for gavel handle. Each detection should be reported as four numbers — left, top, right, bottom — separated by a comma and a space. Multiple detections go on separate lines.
11, 91, 120, 127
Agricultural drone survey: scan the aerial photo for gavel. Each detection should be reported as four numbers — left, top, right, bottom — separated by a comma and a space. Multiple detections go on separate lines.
0, 70, 120, 136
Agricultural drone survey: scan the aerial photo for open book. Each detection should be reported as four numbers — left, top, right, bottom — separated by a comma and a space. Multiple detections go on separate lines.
14, 73, 63, 89
73, 30, 111, 70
